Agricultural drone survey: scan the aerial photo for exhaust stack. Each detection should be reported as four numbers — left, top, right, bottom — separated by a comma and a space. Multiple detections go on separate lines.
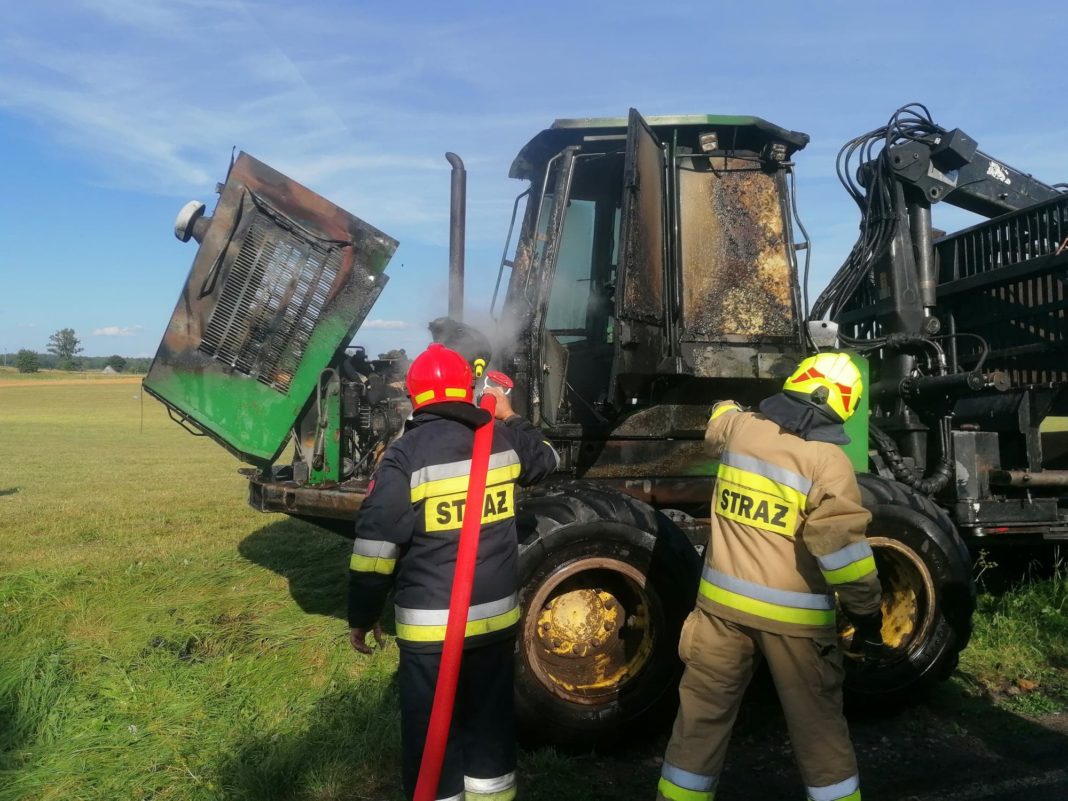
446, 152, 466, 321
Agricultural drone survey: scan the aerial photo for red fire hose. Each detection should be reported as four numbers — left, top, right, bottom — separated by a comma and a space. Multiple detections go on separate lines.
413, 391, 498, 801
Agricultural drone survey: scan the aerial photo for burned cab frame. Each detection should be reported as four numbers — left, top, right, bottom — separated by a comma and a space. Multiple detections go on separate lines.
496, 111, 826, 507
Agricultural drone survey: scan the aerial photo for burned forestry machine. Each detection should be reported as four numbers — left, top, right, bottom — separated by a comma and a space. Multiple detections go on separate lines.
143, 104, 1066, 743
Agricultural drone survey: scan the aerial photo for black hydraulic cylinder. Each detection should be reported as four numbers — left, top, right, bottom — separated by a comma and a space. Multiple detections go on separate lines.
908, 201, 937, 311
899, 370, 1010, 400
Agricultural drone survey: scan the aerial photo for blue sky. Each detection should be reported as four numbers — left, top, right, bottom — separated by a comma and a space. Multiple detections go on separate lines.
2, 0, 1066, 359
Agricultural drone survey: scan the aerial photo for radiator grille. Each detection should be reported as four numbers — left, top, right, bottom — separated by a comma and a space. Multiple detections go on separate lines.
199, 215, 342, 393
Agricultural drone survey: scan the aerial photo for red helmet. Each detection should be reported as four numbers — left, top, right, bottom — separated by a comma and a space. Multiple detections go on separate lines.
406, 343, 473, 410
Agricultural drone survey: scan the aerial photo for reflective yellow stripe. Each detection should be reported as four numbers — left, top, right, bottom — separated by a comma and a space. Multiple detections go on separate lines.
395, 605, 520, 643
465, 789, 516, 801
709, 402, 742, 421
410, 463, 522, 502
414, 389, 436, 404
658, 777, 714, 801
445, 387, 469, 398
821, 556, 877, 585
349, 553, 397, 575
700, 579, 836, 626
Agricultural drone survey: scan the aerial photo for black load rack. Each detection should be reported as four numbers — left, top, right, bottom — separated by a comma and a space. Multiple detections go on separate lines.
934, 192, 1068, 384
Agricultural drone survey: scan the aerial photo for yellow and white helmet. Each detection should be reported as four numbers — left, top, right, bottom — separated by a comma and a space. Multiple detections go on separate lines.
783, 352, 863, 422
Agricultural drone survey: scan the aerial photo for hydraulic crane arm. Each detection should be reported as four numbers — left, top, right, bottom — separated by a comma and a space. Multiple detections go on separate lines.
883, 129, 1062, 217
814, 103, 1068, 497
814, 104, 1066, 325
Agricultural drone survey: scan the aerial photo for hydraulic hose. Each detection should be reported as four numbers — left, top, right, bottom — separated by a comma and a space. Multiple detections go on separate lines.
413, 393, 498, 801
869, 418, 953, 494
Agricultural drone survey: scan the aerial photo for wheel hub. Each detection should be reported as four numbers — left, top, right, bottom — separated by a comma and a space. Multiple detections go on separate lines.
840, 536, 935, 654
523, 557, 656, 704
536, 589, 620, 658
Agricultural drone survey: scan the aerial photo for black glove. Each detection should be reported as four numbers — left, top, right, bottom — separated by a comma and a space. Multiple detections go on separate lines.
844, 610, 890, 663
849, 610, 884, 650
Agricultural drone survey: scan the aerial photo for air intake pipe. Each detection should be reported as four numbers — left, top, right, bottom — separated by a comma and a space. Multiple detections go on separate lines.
173, 200, 213, 244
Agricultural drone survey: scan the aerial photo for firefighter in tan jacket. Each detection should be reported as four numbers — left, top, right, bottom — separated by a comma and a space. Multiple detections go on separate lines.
657, 353, 884, 801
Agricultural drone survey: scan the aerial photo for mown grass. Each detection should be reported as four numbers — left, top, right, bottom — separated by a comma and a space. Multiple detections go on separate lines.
1, 380, 1066, 800
0, 382, 401, 800
0, 367, 143, 383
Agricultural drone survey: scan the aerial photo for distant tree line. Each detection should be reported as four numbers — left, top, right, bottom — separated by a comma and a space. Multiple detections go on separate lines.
5, 352, 153, 374
4, 328, 153, 373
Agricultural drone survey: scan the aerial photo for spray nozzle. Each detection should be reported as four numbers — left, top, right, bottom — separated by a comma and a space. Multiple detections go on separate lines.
479, 370, 513, 399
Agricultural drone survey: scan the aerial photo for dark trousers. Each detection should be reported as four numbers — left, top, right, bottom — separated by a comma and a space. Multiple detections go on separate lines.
399, 637, 516, 801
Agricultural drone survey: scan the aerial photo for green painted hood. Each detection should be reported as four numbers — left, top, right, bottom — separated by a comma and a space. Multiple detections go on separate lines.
143, 153, 398, 466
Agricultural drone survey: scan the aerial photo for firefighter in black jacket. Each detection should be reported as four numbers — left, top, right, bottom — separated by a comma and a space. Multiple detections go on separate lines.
348, 343, 559, 801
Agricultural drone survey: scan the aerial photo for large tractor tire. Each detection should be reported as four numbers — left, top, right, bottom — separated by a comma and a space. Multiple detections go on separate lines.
514, 482, 701, 745
845, 474, 977, 702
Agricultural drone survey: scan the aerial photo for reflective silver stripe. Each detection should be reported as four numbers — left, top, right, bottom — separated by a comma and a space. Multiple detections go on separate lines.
816, 540, 874, 571
720, 451, 812, 495
702, 566, 834, 610
465, 772, 516, 793
352, 539, 400, 559
410, 450, 521, 489
436, 792, 464, 801
807, 774, 859, 801
544, 441, 561, 470
395, 593, 519, 626
661, 761, 717, 792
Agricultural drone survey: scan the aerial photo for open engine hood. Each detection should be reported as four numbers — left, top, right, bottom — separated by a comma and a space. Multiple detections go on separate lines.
143, 153, 398, 466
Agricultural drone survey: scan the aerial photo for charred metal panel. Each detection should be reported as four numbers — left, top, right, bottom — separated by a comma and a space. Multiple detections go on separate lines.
950, 498, 1061, 530
677, 159, 797, 344
681, 344, 797, 381
613, 110, 668, 383
619, 116, 666, 325
539, 330, 569, 427
248, 476, 367, 519
950, 431, 1001, 500
574, 438, 713, 480
144, 153, 398, 466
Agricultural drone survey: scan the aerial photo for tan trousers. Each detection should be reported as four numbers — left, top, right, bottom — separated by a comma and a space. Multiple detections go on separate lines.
657, 608, 860, 801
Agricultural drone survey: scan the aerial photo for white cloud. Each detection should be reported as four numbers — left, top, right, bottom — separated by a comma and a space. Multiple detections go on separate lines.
361, 319, 412, 330
93, 325, 144, 336
0, 1, 547, 243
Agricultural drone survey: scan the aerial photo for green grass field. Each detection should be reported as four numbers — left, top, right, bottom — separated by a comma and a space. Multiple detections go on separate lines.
0, 380, 403, 800
1, 380, 1066, 800
0, 367, 141, 383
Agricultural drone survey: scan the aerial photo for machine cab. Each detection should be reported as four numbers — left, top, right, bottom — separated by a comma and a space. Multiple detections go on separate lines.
495, 110, 811, 434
